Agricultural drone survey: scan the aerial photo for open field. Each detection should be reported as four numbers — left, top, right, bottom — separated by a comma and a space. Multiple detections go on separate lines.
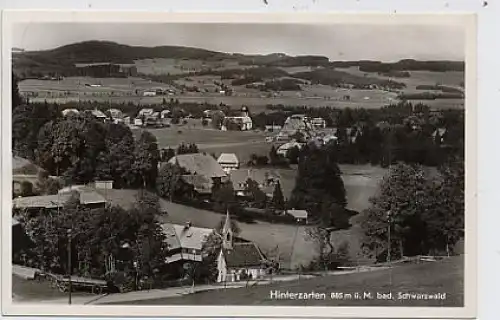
338, 67, 464, 90
134, 58, 243, 75
101, 164, 386, 268
116, 256, 464, 306
12, 275, 93, 302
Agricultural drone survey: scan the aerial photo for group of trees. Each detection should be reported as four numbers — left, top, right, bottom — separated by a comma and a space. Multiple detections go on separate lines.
17, 191, 168, 289
360, 158, 464, 262
13, 82, 160, 189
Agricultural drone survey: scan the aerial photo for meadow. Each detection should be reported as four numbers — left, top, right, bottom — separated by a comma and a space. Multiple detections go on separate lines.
102, 163, 387, 269
122, 256, 464, 306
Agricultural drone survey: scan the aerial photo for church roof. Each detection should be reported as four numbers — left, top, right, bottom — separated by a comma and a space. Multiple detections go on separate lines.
223, 242, 266, 268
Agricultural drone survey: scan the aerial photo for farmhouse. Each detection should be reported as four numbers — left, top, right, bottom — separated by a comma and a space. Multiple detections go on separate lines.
217, 153, 240, 174
107, 108, 124, 120
162, 222, 214, 263
216, 211, 267, 283
168, 153, 227, 180
222, 106, 253, 131
229, 169, 280, 198
86, 109, 107, 122
311, 117, 327, 129
286, 209, 309, 224
143, 91, 157, 97
61, 108, 80, 117
138, 108, 154, 117
160, 110, 171, 119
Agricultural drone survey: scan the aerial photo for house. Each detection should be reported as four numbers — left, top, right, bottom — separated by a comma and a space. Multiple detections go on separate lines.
137, 108, 154, 118
311, 117, 327, 129
265, 124, 282, 132
61, 108, 80, 117
87, 109, 107, 122
107, 108, 124, 120
168, 153, 227, 180
160, 110, 171, 119
143, 91, 157, 97
216, 211, 267, 283
221, 106, 253, 131
13, 188, 106, 215
162, 222, 214, 263
286, 209, 309, 224
217, 153, 240, 174
229, 169, 280, 198
276, 141, 305, 157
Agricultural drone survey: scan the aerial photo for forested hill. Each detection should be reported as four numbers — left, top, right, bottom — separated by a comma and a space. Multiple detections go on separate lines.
12, 40, 464, 76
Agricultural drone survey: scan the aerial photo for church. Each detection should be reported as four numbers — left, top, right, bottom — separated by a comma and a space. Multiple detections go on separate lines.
216, 211, 268, 283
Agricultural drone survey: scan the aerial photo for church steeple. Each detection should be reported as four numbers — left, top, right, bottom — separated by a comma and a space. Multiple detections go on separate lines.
222, 209, 233, 250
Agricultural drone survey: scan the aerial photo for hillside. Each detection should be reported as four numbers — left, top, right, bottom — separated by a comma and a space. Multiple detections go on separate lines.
13, 40, 465, 79
114, 256, 464, 306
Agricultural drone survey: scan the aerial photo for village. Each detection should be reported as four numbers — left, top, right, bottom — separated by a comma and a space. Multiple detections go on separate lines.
10, 34, 466, 307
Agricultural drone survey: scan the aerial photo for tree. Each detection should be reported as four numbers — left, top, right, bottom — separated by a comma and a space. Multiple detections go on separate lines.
244, 178, 268, 208
161, 147, 176, 162
421, 157, 464, 255
132, 131, 160, 189
360, 163, 431, 261
211, 180, 236, 213
286, 146, 301, 165
156, 162, 190, 201
95, 123, 136, 188
20, 181, 35, 197
211, 111, 225, 130
271, 181, 285, 211
12, 72, 23, 110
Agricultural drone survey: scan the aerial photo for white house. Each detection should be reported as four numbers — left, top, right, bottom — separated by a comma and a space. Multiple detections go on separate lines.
216, 211, 267, 283
286, 209, 309, 224
138, 108, 154, 118
160, 110, 171, 119
217, 153, 240, 174
61, 108, 80, 117
311, 117, 327, 129
143, 91, 157, 97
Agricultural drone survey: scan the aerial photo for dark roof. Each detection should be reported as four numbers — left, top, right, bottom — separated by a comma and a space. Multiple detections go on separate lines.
223, 242, 266, 268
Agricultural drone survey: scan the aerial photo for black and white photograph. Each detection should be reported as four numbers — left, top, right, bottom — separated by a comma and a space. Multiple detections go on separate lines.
2, 12, 477, 318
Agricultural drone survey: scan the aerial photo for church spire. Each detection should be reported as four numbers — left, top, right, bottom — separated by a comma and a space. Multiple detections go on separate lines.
222, 209, 233, 250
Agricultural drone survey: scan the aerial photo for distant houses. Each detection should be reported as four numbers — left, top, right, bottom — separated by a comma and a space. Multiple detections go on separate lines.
222, 106, 253, 131
229, 169, 280, 198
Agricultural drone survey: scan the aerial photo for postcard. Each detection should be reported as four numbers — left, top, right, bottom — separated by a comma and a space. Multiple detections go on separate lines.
2, 11, 477, 319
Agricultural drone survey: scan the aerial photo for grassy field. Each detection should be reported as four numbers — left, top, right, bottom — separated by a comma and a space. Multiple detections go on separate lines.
337, 67, 464, 89
134, 58, 242, 75
114, 256, 464, 306
135, 126, 271, 164
101, 163, 386, 269
12, 275, 93, 302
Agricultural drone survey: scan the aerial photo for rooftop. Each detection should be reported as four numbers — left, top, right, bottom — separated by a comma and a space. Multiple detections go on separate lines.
217, 153, 239, 165
13, 189, 106, 209
223, 242, 266, 268
286, 209, 308, 220
168, 153, 226, 179
162, 223, 214, 251
229, 169, 281, 194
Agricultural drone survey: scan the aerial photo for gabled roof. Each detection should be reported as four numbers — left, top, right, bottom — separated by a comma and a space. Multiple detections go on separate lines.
12, 156, 42, 175
217, 153, 239, 165
223, 242, 266, 268
168, 153, 226, 178
287, 209, 308, 219
14, 188, 106, 209
162, 223, 213, 251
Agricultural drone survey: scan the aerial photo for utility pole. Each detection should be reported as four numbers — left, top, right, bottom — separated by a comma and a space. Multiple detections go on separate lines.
67, 228, 72, 305
387, 211, 391, 264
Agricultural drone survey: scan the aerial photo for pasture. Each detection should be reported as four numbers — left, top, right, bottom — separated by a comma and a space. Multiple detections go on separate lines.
124, 256, 464, 306
337, 67, 464, 90
136, 126, 271, 163
134, 58, 242, 76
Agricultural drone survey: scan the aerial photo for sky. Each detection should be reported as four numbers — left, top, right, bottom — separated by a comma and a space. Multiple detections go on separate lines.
12, 22, 465, 62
